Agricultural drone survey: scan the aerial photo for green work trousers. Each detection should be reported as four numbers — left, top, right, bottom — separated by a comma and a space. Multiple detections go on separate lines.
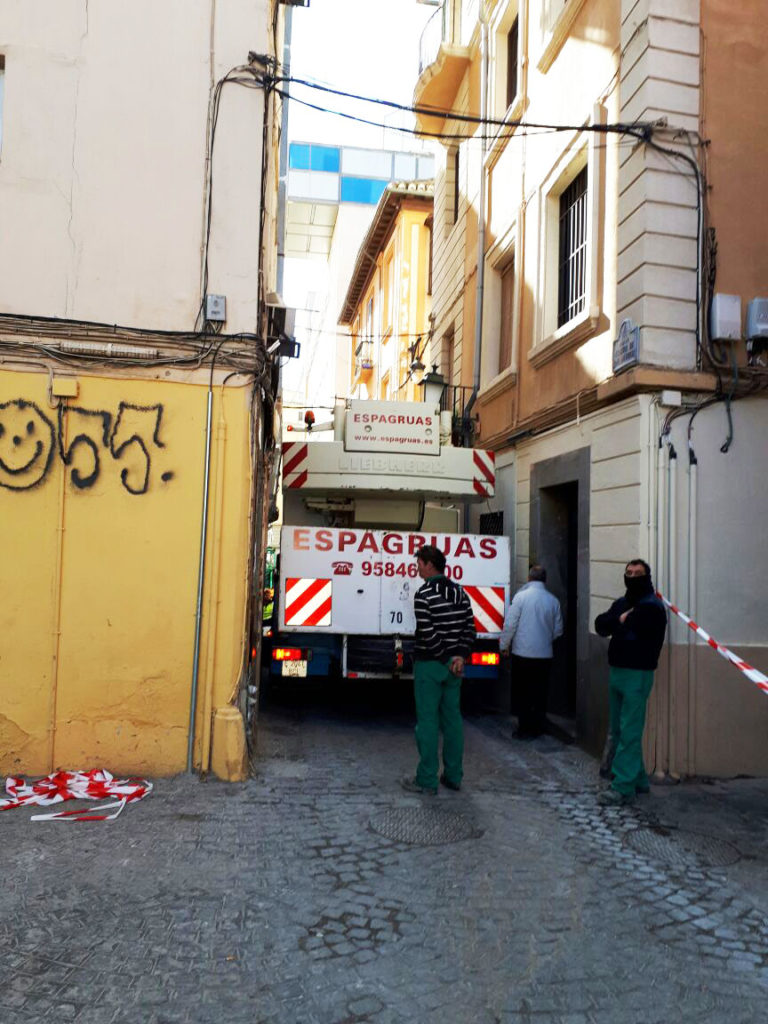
413, 659, 463, 790
609, 666, 654, 797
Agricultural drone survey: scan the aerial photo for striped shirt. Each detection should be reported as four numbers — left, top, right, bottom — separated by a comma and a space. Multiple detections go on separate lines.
414, 575, 476, 663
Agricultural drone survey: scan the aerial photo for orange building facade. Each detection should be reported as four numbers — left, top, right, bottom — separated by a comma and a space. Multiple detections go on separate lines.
339, 182, 434, 403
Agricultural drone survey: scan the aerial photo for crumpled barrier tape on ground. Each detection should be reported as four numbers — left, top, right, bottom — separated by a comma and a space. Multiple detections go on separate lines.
657, 592, 768, 697
0, 769, 152, 821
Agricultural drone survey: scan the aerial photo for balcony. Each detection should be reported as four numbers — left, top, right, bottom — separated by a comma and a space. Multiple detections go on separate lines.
354, 339, 374, 382
413, 2, 472, 139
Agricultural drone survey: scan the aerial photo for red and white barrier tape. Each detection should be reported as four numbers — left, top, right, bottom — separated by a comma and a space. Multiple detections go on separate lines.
0, 769, 152, 822
657, 592, 768, 697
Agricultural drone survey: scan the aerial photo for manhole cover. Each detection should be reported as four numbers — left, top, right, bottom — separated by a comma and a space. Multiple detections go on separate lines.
625, 826, 741, 868
369, 807, 482, 846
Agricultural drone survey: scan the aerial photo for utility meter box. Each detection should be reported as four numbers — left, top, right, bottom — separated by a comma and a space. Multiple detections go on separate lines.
205, 294, 227, 322
710, 293, 741, 341
746, 297, 768, 340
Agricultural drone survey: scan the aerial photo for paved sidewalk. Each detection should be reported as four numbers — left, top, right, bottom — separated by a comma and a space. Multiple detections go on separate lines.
1, 703, 767, 1023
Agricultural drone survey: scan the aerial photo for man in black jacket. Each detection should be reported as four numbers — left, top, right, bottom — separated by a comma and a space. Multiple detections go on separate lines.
401, 544, 476, 795
594, 559, 667, 806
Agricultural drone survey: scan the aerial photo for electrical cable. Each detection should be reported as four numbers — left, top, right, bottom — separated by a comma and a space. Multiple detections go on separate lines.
197, 64, 267, 333
273, 72, 670, 139
271, 84, 657, 147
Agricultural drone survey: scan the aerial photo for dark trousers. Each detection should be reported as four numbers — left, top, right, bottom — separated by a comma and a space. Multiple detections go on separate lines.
511, 655, 552, 736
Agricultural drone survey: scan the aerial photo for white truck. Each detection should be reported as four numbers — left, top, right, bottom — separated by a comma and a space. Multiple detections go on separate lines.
267, 397, 510, 682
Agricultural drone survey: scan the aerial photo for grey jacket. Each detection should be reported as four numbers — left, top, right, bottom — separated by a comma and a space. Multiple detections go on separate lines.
500, 581, 563, 658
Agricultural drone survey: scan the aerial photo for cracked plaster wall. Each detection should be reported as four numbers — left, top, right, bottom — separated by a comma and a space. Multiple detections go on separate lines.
0, 0, 273, 334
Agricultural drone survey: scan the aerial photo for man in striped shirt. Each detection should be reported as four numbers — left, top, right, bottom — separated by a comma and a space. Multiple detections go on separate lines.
401, 544, 476, 795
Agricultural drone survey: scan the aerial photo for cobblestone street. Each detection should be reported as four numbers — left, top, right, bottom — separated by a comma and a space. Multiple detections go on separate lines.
2, 688, 768, 1023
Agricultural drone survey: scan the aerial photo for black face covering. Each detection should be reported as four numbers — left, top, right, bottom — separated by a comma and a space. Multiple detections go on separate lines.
624, 574, 653, 604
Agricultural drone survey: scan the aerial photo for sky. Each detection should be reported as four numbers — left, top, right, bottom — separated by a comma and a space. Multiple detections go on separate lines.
285, 0, 435, 150
281, 0, 437, 405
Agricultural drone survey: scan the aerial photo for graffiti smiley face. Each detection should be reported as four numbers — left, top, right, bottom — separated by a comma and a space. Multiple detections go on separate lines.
0, 400, 56, 491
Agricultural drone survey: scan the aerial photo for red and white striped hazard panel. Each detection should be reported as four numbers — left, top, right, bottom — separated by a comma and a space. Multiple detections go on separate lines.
285, 578, 332, 627
282, 441, 308, 489
473, 450, 495, 498
465, 585, 505, 634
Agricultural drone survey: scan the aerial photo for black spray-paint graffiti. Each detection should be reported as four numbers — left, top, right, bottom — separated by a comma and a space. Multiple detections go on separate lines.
0, 399, 173, 495
0, 400, 57, 491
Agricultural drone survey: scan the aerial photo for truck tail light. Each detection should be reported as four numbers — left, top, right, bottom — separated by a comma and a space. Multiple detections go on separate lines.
273, 647, 303, 662
470, 651, 500, 666
396, 650, 404, 670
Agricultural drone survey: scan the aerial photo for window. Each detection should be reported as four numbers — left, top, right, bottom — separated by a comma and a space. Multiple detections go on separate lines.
479, 511, 503, 536
452, 148, 460, 225
289, 142, 310, 170
343, 149, 392, 177
425, 216, 433, 296
340, 177, 388, 205
531, 110, 604, 366
394, 154, 417, 180
418, 156, 436, 179
481, 217, 519, 388
383, 253, 394, 334
288, 143, 341, 173
506, 19, 519, 109
442, 327, 455, 383
499, 258, 515, 371
557, 166, 588, 327
537, 0, 589, 74
380, 372, 390, 401
309, 145, 340, 173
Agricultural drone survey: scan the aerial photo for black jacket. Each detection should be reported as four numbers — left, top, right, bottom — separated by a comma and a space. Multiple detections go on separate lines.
414, 575, 476, 662
594, 592, 667, 670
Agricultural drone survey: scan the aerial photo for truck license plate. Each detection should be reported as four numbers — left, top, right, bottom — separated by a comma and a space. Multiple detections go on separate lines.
282, 660, 307, 678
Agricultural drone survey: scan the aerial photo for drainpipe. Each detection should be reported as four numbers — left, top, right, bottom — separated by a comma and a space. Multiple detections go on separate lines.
187, 386, 214, 772
48, 399, 69, 771
666, 441, 678, 780
462, 6, 489, 440
653, 428, 666, 779
687, 444, 698, 777
275, 5, 292, 297
198, 406, 228, 773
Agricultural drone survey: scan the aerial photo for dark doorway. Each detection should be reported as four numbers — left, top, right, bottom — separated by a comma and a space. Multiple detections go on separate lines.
530, 448, 591, 747
538, 482, 578, 720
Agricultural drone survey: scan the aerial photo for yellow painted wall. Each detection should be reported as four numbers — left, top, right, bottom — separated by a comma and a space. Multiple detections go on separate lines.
348, 199, 433, 401
0, 365, 253, 776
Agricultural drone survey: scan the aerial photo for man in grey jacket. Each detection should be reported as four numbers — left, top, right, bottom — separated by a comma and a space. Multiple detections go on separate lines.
500, 565, 563, 738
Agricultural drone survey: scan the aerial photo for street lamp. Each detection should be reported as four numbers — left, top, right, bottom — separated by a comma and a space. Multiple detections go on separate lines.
418, 364, 446, 407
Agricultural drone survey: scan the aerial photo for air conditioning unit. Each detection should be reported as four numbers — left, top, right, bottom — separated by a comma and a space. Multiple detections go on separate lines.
746, 297, 768, 363
746, 297, 768, 340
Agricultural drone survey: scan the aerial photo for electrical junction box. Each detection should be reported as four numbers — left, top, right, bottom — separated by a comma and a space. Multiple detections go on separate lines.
710, 293, 741, 341
660, 390, 682, 408
205, 294, 227, 322
51, 376, 79, 398
746, 298, 768, 340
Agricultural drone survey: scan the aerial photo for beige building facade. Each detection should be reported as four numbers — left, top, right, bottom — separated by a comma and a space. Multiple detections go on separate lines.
416, 0, 768, 775
0, 0, 288, 778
